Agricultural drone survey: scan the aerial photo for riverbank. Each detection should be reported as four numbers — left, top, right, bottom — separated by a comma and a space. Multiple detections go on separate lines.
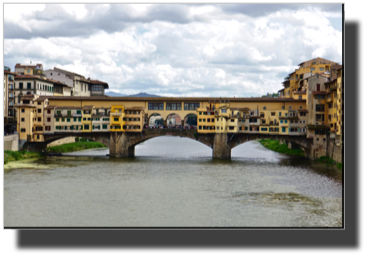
318, 156, 343, 170
258, 139, 304, 157
47, 141, 107, 153
4, 150, 43, 165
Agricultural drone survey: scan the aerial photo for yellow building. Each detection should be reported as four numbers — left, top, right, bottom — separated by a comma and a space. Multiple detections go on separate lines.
197, 106, 215, 133
14, 95, 37, 141
110, 105, 125, 132
54, 106, 83, 133
336, 67, 343, 144
124, 107, 144, 132
281, 58, 339, 98
82, 105, 94, 132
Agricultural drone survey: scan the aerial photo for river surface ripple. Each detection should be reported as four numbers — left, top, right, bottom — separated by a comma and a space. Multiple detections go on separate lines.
4, 137, 342, 227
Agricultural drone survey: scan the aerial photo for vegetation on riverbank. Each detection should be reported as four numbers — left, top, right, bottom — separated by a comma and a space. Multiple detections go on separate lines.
258, 139, 304, 157
319, 156, 343, 170
47, 141, 107, 153
4, 151, 43, 165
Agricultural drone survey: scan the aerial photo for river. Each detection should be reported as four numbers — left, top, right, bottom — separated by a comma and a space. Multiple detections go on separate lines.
4, 137, 342, 227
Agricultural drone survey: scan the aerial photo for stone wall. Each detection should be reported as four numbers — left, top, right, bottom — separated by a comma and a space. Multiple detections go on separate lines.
47, 136, 76, 147
327, 139, 343, 164
4, 134, 19, 151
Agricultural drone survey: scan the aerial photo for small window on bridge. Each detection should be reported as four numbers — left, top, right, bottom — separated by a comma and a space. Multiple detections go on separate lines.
271, 112, 275, 116
21, 128, 26, 133
263, 107, 266, 110
56, 118, 59, 121
199, 126, 202, 129
199, 112, 202, 115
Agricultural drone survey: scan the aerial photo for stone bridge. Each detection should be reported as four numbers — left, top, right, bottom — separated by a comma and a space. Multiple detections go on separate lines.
4, 134, 19, 151
23, 129, 314, 159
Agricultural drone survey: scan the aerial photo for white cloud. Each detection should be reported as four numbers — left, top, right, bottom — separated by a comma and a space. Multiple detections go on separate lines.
4, 3, 342, 97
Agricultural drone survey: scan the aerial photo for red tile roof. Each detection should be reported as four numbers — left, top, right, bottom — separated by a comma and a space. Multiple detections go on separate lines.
90, 80, 109, 88
15, 63, 43, 68
15, 75, 69, 86
4, 70, 17, 75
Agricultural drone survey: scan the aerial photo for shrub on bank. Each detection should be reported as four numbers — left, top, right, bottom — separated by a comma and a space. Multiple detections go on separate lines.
258, 139, 305, 157
47, 141, 107, 153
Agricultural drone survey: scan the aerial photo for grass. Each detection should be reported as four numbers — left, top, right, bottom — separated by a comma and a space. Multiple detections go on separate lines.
258, 139, 305, 157
47, 141, 107, 153
4, 150, 43, 165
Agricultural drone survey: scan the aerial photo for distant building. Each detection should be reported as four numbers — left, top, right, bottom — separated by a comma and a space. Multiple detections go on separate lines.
4, 67, 17, 132
14, 63, 43, 76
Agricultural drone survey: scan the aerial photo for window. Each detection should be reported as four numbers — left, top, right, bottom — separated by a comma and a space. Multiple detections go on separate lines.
21, 128, 26, 133
21, 118, 25, 122
19, 83, 24, 89
289, 106, 292, 109
221, 109, 227, 113
62, 118, 65, 122
102, 124, 107, 129
27, 83, 31, 89
21, 109, 25, 113
199, 126, 202, 130
148, 103, 164, 110
310, 68, 315, 71
47, 118, 51, 122
320, 68, 324, 71
114, 117, 119, 121
282, 106, 285, 109
316, 104, 325, 112
199, 112, 202, 115
38, 118, 41, 122
271, 112, 275, 116
263, 107, 266, 110
261, 128, 267, 131
38, 109, 42, 113
299, 95, 302, 100
279, 112, 281, 116
166, 103, 182, 110
300, 106, 303, 109
77, 110, 81, 114
282, 127, 286, 132
199, 119, 202, 122
74, 117, 77, 122
78, 118, 81, 122
56, 118, 59, 121
184, 103, 200, 111
67, 118, 71, 122
84, 125, 90, 130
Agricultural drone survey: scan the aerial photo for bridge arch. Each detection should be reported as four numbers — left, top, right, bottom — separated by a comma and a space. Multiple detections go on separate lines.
165, 113, 183, 127
183, 113, 197, 128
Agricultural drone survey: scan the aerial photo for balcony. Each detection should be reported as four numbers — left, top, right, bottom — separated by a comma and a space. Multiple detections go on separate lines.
110, 112, 123, 117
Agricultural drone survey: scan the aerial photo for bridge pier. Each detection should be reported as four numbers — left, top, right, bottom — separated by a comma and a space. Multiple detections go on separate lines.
109, 132, 135, 157
212, 133, 231, 159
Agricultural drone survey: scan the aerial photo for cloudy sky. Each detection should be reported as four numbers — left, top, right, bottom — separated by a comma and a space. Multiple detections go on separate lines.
4, 3, 342, 97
